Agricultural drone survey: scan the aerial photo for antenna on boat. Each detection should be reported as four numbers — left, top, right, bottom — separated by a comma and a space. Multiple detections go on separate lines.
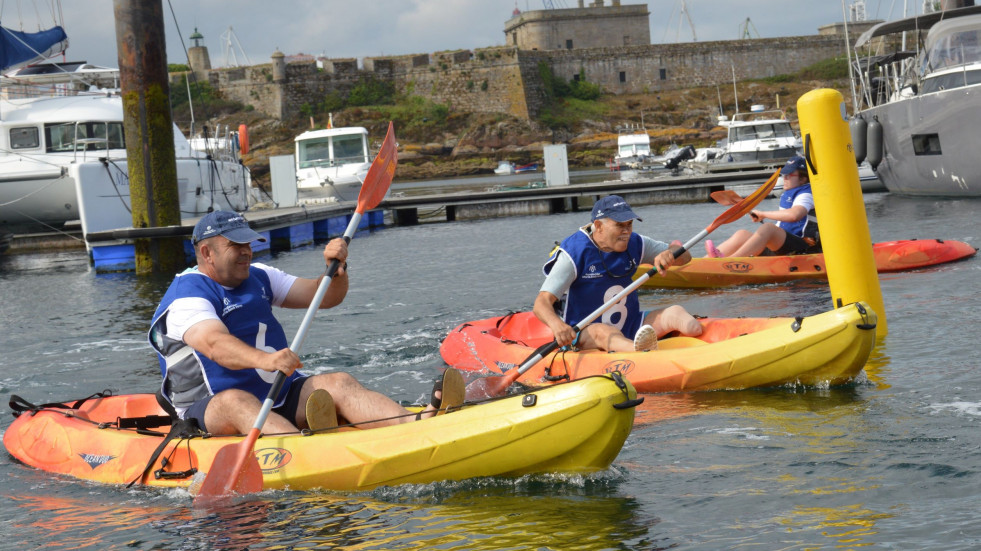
731, 63, 739, 116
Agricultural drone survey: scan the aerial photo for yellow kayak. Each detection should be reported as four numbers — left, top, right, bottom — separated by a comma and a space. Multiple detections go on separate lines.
4, 374, 639, 492
441, 303, 877, 392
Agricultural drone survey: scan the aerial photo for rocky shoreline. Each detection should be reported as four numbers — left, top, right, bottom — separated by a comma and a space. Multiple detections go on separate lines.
212, 79, 848, 186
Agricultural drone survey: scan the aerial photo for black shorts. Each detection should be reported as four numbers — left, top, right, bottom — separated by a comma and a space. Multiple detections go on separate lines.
773, 230, 820, 256
183, 375, 309, 433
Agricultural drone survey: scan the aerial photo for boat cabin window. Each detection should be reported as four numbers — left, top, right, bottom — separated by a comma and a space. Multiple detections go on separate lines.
332, 134, 366, 163
920, 68, 981, 94
923, 28, 981, 73
297, 138, 331, 168
44, 121, 125, 153
731, 123, 794, 142
9, 127, 40, 150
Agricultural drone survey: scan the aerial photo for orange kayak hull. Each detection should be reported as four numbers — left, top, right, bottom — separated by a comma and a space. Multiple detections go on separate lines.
638, 239, 976, 288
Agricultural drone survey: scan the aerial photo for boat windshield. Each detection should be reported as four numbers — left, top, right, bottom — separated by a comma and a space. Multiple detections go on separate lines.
297, 133, 367, 169
922, 22, 981, 74
332, 133, 367, 163
44, 121, 125, 153
731, 122, 795, 142
298, 138, 331, 168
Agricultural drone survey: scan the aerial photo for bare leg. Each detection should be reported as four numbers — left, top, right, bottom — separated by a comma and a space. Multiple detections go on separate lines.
305, 372, 433, 429
729, 224, 787, 257
712, 229, 754, 257
204, 388, 298, 435
645, 305, 703, 337
578, 323, 635, 352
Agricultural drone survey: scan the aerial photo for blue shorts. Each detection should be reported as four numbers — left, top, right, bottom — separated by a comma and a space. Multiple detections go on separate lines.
183, 375, 309, 433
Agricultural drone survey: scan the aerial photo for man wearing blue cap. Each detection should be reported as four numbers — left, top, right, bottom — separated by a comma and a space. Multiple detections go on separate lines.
534, 195, 703, 353
704, 155, 820, 258
149, 211, 463, 437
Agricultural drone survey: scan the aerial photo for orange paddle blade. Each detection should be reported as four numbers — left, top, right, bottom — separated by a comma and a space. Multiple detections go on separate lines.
193, 429, 264, 505
356, 122, 397, 214
706, 170, 778, 232
709, 189, 742, 206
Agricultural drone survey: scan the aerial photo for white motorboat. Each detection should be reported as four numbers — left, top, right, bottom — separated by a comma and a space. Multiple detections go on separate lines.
294, 125, 372, 203
494, 160, 516, 175
687, 108, 799, 174
610, 129, 652, 169
852, 5, 981, 196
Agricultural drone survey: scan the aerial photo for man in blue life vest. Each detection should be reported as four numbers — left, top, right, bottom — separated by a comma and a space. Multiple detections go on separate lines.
534, 195, 703, 352
704, 155, 820, 258
149, 211, 463, 436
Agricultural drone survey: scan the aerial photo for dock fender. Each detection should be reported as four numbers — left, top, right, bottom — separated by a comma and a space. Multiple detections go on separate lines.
866, 117, 883, 169
850, 116, 867, 163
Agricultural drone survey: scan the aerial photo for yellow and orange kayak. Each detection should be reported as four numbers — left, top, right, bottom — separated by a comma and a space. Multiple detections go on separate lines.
4, 375, 639, 492
637, 239, 976, 288
440, 303, 877, 393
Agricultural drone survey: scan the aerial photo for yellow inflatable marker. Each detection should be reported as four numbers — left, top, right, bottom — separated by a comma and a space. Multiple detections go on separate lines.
797, 89, 887, 336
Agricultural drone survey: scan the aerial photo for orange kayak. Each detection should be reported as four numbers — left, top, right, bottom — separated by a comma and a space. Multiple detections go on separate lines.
4, 375, 639, 492
637, 239, 976, 288
440, 302, 877, 393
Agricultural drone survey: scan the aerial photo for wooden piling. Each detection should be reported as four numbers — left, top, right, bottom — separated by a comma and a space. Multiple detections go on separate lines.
113, 0, 184, 274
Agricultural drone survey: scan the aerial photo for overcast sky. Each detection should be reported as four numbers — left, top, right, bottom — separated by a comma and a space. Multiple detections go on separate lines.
7, 1, 924, 69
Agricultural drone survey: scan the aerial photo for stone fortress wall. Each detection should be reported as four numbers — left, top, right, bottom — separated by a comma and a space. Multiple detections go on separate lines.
173, 1, 862, 122
180, 34, 847, 122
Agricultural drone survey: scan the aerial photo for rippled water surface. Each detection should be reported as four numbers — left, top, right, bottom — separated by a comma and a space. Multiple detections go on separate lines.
1, 191, 979, 550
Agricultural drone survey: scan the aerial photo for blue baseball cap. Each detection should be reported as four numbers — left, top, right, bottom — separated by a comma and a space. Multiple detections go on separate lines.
591, 195, 643, 222
192, 211, 266, 244
780, 155, 808, 175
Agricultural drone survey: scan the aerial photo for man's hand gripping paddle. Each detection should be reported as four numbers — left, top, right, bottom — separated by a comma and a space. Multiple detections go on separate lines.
464, 170, 779, 400
193, 122, 397, 505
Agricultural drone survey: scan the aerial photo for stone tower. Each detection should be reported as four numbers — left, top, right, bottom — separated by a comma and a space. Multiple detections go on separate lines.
187, 27, 212, 76
504, 0, 648, 51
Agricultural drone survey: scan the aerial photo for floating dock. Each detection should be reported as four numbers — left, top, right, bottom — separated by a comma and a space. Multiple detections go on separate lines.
7, 169, 774, 273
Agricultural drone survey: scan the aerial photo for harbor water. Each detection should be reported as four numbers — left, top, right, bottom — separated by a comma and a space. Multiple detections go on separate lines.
1, 191, 979, 550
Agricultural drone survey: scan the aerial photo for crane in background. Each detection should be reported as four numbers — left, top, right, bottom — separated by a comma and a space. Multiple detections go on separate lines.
738, 17, 760, 39
662, 0, 697, 43
220, 26, 252, 67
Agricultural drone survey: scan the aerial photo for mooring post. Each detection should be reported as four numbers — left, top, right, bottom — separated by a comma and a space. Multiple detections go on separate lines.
113, 0, 185, 274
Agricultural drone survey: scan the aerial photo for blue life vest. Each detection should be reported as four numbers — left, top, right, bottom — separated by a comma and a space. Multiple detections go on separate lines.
543, 228, 645, 338
776, 183, 818, 239
148, 267, 302, 411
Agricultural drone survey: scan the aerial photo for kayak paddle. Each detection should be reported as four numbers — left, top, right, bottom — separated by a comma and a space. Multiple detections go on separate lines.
464, 170, 779, 400
193, 122, 397, 505
709, 189, 744, 206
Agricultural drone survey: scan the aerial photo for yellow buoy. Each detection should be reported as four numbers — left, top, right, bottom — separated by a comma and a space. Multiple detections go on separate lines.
797, 89, 887, 336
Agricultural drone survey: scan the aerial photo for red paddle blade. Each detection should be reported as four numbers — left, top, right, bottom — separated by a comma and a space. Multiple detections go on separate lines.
706, 170, 779, 232
356, 122, 397, 214
193, 433, 264, 505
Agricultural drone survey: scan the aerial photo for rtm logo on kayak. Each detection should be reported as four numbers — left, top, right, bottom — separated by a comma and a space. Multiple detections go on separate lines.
722, 261, 754, 273
255, 447, 292, 473
603, 359, 635, 375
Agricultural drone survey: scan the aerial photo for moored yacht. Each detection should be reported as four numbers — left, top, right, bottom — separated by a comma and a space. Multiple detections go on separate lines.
852, 5, 981, 196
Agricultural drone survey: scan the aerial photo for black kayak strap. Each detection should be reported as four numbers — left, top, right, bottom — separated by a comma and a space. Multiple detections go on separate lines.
8, 390, 113, 417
